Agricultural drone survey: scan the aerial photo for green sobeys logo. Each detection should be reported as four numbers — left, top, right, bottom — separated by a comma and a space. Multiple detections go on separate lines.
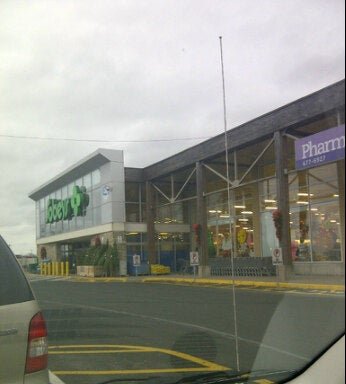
46, 186, 89, 224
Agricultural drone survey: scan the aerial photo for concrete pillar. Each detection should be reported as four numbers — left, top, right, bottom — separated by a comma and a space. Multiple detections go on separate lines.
196, 161, 210, 277
146, 181, 157, 265
337, 159, 345, 267
114, 231, 127, 276
274, 131, 293, 280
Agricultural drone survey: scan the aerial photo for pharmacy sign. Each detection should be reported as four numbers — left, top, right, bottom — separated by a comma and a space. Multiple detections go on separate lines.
295, 125, 345, 170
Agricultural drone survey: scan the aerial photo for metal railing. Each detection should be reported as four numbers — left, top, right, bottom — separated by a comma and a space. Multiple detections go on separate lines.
209, 257, 275, 277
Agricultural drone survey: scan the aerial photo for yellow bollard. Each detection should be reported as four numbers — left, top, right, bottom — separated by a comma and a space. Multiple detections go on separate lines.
61, 262, 64, 276
55, 262, 59, 275
40, 263, 43, 275
65, 261, 69, 276
48, 263, 52, 275
52, 262, 55, 275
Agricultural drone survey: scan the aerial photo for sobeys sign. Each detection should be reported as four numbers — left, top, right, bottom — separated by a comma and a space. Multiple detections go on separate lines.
46, 186, 89, 224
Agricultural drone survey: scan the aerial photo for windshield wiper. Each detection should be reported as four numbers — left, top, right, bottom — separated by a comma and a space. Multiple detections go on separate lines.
169, 369, 298, 384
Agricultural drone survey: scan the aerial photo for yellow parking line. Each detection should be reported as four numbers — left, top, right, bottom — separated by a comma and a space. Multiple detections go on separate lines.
50, 349, 151, 354
49, 344, 143, 349
49, 344, 230, 375
53, 367, 222, 375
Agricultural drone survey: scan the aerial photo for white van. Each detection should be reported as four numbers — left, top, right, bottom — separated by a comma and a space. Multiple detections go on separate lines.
0, 235, 49, 383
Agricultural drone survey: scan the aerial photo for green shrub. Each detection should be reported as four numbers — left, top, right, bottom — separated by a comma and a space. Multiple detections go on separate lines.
77, 242, 119, 276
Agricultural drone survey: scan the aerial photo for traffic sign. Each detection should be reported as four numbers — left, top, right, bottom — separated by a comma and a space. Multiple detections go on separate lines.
189, 251, 199, 266
272, 247, 283, 265
133, 254, 141, 267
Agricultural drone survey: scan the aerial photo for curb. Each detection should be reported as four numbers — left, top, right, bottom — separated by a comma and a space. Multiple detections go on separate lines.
141, 277, 345, 292
68, 275, 345, 292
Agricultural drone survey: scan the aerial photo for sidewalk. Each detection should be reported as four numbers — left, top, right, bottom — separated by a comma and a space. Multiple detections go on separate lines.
69, 273, 345, 292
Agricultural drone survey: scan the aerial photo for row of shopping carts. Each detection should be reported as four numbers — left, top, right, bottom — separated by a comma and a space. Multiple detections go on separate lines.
209, 257, 276, 277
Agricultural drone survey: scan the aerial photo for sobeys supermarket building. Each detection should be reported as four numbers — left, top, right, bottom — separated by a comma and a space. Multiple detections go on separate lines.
29, 80, 345, 278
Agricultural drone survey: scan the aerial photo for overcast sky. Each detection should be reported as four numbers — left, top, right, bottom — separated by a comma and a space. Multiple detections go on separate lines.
0, 0, 345, 254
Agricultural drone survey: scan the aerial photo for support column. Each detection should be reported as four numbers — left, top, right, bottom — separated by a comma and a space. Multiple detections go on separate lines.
274, 131, 293, 280
336, 111, 345, 270
113, 232, 127, 276
337, 159, 345, 267
146, 181, 157, 265
196, 162, 209, 276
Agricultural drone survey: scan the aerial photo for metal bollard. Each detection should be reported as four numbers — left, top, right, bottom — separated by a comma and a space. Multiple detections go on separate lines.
40, 263, 43, 275
61, 262, 64, 276
55, 262, 59, 275
48, 263, 52, 275
65, 261, 69, 276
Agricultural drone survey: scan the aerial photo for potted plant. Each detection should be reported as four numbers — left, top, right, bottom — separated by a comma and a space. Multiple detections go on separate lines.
77, 241, 119, 277
96, 242, 119, 277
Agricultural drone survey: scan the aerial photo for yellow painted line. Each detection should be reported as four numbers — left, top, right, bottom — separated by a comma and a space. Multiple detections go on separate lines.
49, 344, 230, 375
50, 349, 152, 354
72, 277, 128, 283
143, 345, 229, 371
49, 344, 143, 350
253, 379, 275, 384
53, 367, 223, 375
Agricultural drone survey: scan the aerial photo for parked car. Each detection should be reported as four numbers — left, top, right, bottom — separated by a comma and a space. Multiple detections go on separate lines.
0, 235, 49, 383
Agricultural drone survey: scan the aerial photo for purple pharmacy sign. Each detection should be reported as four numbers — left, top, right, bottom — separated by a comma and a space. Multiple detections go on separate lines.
295, 125, 345, 170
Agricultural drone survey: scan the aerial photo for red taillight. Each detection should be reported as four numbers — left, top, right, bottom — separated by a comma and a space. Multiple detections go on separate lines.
25, 312, 48, 374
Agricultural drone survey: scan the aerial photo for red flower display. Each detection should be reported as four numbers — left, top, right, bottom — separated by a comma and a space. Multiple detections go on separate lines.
272, 209, 282, 241
192, 224, 201, 245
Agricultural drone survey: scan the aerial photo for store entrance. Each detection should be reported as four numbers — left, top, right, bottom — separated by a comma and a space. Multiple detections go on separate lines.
156, 232, 190, 273
60, 241, 89, 274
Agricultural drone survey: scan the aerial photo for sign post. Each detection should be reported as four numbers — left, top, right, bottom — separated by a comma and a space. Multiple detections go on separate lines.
272, 247, 283, 286
189, 251, 199, 279
133, 254, 141, 277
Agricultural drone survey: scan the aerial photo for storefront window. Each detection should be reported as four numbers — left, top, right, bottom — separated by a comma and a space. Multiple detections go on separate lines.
261, 210, 278, 258
310, 202, 341, 261
126, 233, 147, 262
155, 232, 190, 272
125, 182, 140, 202
155, 201, 187, 224
207, 185, 258, 258
289, 207, 311, 262
126, 203, 140, 222
289, 162, 342, 263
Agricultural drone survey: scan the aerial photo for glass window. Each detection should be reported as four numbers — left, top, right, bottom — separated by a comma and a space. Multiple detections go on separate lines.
126, 232, 142, 243
125, 182, 140, 202
62, 185, 68, 198
126, 203, 140, 222
92, 186, 101, 208
0, 236, 34, 305
290, 206, 312, 262
83, 173, 92, 189
310, 202, 341, 261
92, 169, 101, 186
289, 162, 341, 262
